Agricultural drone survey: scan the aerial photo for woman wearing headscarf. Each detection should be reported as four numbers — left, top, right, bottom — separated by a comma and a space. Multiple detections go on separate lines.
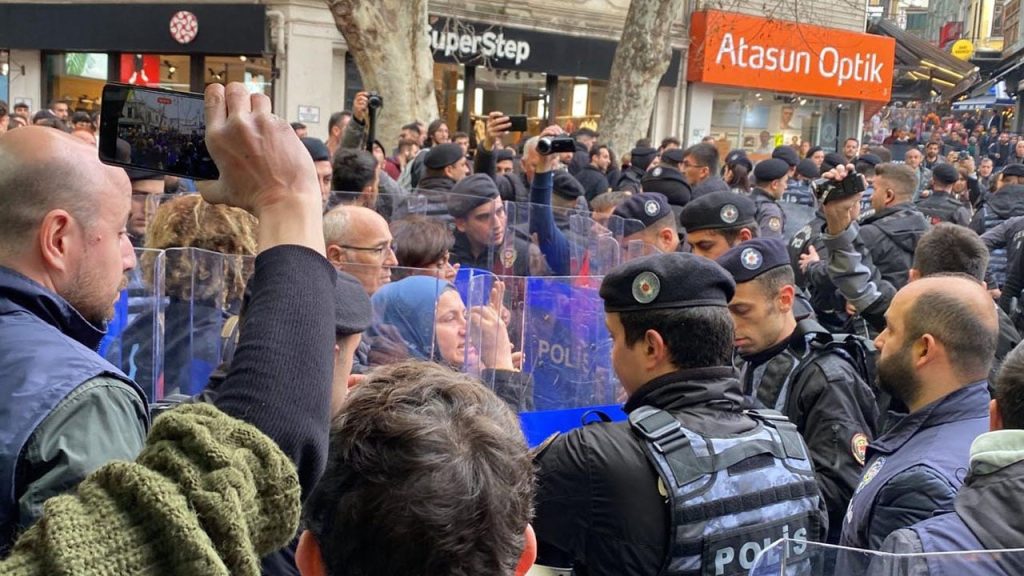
366, 276, 532, 411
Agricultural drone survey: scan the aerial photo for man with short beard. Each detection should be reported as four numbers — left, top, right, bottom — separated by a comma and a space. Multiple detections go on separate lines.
837, 275, 996, 568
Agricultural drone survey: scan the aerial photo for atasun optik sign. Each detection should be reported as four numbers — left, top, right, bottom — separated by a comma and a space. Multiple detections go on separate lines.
688, 10, 896, 102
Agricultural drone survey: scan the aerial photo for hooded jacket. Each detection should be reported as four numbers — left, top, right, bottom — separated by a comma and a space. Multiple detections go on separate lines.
971, 184, 1024, 286
858, 203, 930, 290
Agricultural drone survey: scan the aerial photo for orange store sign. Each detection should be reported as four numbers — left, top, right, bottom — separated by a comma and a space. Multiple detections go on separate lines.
688, 11, 896, 102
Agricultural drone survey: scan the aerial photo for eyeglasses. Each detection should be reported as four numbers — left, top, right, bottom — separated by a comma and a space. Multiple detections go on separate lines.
682, 161, 705, 169
340, 241, 398, 260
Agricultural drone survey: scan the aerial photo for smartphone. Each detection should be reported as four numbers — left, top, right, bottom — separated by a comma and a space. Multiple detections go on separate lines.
508, 115, 528, 132
99, 83, 219, 180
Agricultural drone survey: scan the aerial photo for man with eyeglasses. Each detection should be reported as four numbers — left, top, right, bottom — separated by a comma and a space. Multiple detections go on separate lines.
682, 143, 730, 199
323, 205, 397, 297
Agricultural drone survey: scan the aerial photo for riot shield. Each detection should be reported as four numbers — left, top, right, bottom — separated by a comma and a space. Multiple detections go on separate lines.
362, 267, 448, 369
466, 272, 624, 445
158, 247, 254, 397
101, 248, 165, 402
130, 193, 187, 248
567, 212, 655, 276
748, 538, 1024, 575
780, 202, 818, 243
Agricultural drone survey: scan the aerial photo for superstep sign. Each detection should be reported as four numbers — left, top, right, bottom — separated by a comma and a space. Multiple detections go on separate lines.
688, 10, 896, 102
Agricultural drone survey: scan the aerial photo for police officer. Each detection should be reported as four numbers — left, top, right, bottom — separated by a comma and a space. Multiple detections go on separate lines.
641, 147, 692, 210
971, 163, 1024, 287
879, 343, 1024, 575
751, 158, 789, 238
782, 159, 819, 207
915, 163, 972, 226
447, 173, 534, 276
855, 153, 882, 220
717, 238, 878, 544
679, 190, 758, 259
613, 192, 680, 254
533, 252, 825, 575
836, 275, 996, 568
857, 163, 930, 290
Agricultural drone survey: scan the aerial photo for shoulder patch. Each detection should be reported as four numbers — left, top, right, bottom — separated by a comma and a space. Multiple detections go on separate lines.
768, 216, 783, 232
851, 433, 868, 466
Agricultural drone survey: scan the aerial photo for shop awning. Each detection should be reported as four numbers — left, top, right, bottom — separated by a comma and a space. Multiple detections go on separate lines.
868, 18, 979, 99
952, 94, 1016, 110
954, 44, 1024, 100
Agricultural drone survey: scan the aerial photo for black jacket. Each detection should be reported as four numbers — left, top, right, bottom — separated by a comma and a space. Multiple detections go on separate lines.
474, 147, 530, 204
576, 165, 611, 202
914, 191, 972, 226
615, 166, 646, 194
738, 320, 878, 544
640, 165, 692, 208
858, 203, 930, 290
533, 367, 772, 575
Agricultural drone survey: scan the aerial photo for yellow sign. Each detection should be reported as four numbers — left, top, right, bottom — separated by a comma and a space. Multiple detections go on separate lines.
951, 40, 975, 61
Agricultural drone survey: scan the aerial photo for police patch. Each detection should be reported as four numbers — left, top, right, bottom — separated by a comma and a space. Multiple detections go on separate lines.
632, 271, 660, 304
855, 456, 886, 494
768, 216, 782, 232
851, 433, 868, 466
652, 167, 663, 178
720, 204, 739, 224
740, 247, 763, 271
501, 247, 517, 268
644, 200, 660, 217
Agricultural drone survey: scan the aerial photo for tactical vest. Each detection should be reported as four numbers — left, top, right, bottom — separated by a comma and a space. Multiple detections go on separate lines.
781, 181, 815, 207
629, 407, 822, 576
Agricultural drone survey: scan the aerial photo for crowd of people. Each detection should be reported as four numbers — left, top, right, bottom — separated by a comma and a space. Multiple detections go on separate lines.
1, 85, 1023, 576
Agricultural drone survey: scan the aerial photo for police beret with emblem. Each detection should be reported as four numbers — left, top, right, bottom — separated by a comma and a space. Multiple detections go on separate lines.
495, 149, 516, 163
796, 159, 820, 180
301, 137, 331, 163
447, 174, 500, 218
613, 192, 672, 236
716, 238, 792, 284
725, 149, 753, 172
552, 172, 586, 200
753, 159, 790, 183
822, 152, 848, 172
772, 146, 800, 167
679, 190, 756, 232
424, 143, 465, 169
661, 148, 685, 165
600, 252, 736, 313
1003, 164, 1024, 178
932, 163, 960, 185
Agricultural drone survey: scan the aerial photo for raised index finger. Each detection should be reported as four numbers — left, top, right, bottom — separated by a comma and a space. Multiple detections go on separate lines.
204, 83, 227, 131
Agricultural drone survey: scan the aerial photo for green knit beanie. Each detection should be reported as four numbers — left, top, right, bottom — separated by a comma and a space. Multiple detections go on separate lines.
0, 403, 300, 576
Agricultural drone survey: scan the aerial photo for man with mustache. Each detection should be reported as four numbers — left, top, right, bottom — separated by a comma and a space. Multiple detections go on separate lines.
837, 275, 996, 569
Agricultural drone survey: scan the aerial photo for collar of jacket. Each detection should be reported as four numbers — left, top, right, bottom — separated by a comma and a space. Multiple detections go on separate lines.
624, 366, 744, 413
0, 265, 107, 351
860, 202, 919, 224
871, 381, 990, 455
751, 187, 776, 201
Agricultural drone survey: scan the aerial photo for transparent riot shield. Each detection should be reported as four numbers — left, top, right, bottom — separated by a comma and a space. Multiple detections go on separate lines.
101, 248, 165, 402
130, 193, 187, 248
466, 272, 624, 445
749, 539, 1024, 576
779, 202, 818, 243
158, 247, 254, 398
362, 266, 449, 369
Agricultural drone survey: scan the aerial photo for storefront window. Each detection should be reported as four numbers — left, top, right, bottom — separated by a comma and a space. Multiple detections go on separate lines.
45, 52, 108, 113
553, 77, 606, 134
474, 67, 548, 133
0, 50, 9, 105
708, 88, 858, 159
204, 56, 272, 95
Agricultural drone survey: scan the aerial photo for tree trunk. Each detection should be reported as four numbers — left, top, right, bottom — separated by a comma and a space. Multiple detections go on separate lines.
600, 0, 684, 156
326, 0, 440, 147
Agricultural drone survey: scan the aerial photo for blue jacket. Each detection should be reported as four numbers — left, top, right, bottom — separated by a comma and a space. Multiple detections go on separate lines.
837, 382, 990, 566
0, 267, 148, 551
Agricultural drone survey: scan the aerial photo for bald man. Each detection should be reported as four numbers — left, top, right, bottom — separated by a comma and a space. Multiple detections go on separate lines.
838, 276, 996, 566
323, 205, 397, 297
0, 126, 148, 550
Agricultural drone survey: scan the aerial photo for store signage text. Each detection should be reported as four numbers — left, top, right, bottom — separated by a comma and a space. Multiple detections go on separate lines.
714, 33, 887, 87
688, 10, 896, 102
430, 27, 531, 66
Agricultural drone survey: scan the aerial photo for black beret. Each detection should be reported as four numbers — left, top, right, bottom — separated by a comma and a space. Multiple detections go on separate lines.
335, 270, 373, 336
495, 149, 516, 163
807, 146, 823, 157
424, 143, 465, 169
661, 148, 685, 164
716, 238, 792, 284
1003, 164, 1024, 178
796, 159, 820, 179
600, 252, 735, 313
301, 137, 330, 163
772, 146, 800, 167
725, 149, 753, 172
631, 146, 658, 171
822, 152, 848, 172
856, 153, 882, 167
679, 191, 756, 232
612, 192, 673, 236
932, 163, 960, 185
552, 172, 586, 200
754, 158, 790, 182
447, 174, 500, 217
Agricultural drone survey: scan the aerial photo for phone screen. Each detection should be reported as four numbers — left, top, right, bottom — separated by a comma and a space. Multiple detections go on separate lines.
99, 83, 219, 180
